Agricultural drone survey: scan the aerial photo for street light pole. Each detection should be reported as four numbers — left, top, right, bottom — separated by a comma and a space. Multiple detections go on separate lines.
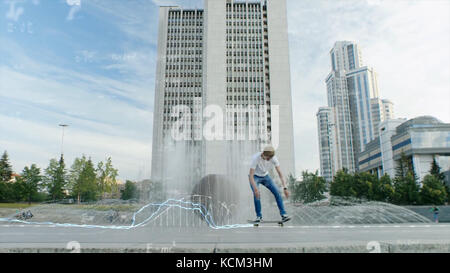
59, 124, 69, 156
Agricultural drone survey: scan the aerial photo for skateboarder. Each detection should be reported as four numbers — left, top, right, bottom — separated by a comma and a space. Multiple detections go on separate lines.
249, 145, 291, 223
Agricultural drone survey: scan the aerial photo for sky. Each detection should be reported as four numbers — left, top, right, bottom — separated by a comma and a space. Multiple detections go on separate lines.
0, 0, 449, 181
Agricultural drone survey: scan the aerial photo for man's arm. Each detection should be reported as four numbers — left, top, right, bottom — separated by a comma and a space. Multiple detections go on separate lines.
249, 168, 260, 199
275, 166, 289, 198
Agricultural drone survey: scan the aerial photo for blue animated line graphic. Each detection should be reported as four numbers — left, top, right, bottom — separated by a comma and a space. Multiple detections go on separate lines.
0, 198, 252, 230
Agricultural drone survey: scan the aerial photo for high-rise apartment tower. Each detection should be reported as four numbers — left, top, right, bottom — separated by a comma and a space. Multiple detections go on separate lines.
152, 0, 295, 190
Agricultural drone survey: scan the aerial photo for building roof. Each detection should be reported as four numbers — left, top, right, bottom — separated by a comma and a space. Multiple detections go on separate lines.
396, 116, 444, 135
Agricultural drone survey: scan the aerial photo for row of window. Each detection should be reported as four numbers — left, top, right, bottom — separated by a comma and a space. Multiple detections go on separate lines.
227, 77, 264, 83
226, 36, 265, 42
227, 87, 267, 93
226, 29, 263, 35
165, 67, 202, 73
166, 49, 202, 55
167, 43, 203, 49
164, 91, 202, 97
226, 95, 268, 100
226, 51, 264, 57
228, 31, 267, 37
166, 57, 202, 62
168, 15, 203, 20
165, 82, 202, 88
168, 14, 203, 19
227, 83, 267, 89
227, 59, 265, 64
168, 10, 203, 15
225, 14, 265, 20
227, 67, 264, 72
168, 22, 203, 28
167, 36, 203, 42
226, 21, 263, 27
226, 40, 264, 47
226, 45, 264, 50
168, 16, 203, 19
167, 28, 203, 34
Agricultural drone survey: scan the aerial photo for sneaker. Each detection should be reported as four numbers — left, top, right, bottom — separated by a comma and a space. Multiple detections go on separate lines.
254, 216, 263, 223
281, 215, 291, 222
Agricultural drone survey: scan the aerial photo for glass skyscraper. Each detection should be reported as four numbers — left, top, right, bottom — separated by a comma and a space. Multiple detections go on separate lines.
318, 41, 394, 179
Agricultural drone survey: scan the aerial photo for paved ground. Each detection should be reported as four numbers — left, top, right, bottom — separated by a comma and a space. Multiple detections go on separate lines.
1, 223, 450, 252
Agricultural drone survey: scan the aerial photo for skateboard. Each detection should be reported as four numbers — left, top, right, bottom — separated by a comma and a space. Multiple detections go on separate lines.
247, 218, 290, 227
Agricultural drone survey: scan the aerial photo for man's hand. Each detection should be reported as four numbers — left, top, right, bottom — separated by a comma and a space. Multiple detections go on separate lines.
283, 188, 290, 199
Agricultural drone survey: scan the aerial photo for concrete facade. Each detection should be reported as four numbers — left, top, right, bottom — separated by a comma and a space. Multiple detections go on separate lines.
317, 107, 336, 182
347, 66, 380, 154
358, 116, 450, 183
151, 0, 296, 187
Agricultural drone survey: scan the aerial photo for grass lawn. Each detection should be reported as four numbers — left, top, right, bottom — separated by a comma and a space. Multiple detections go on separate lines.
72, 204, 139, 212
0, 202, 140, 212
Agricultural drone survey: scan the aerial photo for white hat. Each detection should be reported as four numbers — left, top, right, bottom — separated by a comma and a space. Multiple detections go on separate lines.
263, 145, 275, 153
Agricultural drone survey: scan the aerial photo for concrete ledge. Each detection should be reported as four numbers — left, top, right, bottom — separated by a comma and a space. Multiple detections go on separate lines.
2, 242, 450, 253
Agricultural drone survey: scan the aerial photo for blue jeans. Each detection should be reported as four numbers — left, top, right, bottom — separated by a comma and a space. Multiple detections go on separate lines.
249, 174, 287, 218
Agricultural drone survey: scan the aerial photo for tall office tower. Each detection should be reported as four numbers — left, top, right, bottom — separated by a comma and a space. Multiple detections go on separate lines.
151, 0, 295, 192
320, 41, 391, 175
371, 98, 383, 137
346, 66, 380, 154
382, 99, 394, 120
324, 41, 359, 172
329, 41, 363, 72
151, 6, 205, 192
316, 107, 336, 182
371, 98, 395, 138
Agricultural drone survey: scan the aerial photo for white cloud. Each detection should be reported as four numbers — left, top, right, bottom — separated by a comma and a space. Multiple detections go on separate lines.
0, 115, 151, 180
287, 0, 450, 176
0, 37, 154, 180
6, 1, 24, 21
66, 5, 81, 21
1, 0, 449, 181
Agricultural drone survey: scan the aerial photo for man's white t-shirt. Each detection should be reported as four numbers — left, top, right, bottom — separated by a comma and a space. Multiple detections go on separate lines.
250, 152, 280, 177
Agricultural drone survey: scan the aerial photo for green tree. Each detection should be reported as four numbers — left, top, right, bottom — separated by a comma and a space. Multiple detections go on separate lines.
11, 180, 25, 202
420, 175, 447, 205
429, 157, 448, 201
96, 157, 119, 199
45, 155, 67, 201
353, 172, 376, 200
121, 180, 138, 200
289, 171, 327, 204
330, 169, 356, 197
0, 181, 14, 202
69, 156, 98, 203
393, 173, 420, 205
79, 158, 98, 202
378, 174, 395, 203
16, 164, 42, 204
68, 156, 84, 199
395, 152, 417, 181
430, 157, 445, 181
0, 151, 13, 182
